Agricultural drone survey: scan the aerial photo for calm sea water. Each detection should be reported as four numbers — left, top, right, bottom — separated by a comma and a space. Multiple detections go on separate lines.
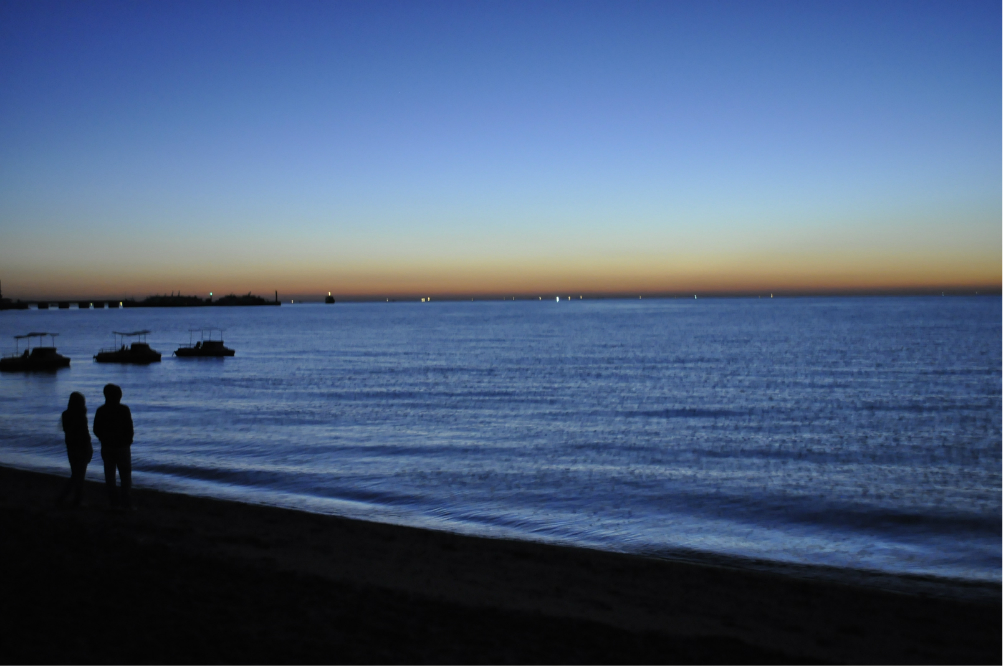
1, 297, 999, 584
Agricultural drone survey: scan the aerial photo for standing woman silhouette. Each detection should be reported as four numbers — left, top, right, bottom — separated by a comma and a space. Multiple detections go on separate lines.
57, 392, 93, 506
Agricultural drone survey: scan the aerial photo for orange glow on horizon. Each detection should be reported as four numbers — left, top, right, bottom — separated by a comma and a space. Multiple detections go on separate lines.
3, 252, 999, 301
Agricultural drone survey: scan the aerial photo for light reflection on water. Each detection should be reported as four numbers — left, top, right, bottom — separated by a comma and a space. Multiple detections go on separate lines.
0, 297, 1000, 583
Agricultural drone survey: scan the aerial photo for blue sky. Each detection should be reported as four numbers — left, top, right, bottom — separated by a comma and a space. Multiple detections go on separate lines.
1, 0, 998, 298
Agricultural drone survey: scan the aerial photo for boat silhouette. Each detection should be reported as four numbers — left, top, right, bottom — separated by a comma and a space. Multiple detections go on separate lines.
0, 332, 70, 371
95, 330, 162, 364
174, 328, 235, 357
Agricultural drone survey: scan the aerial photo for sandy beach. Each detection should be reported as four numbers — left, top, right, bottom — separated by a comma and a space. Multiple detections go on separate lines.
0, 465, 998, 664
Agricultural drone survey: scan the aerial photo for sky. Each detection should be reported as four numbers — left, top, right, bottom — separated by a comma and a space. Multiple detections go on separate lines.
0, 0, 999, 300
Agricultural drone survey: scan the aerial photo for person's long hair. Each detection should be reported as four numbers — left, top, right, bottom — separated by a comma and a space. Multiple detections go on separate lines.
66, 391, 86, 415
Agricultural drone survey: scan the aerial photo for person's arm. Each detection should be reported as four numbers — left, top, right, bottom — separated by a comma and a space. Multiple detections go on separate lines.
92, 407, 105, 441
123, 406, 134, 446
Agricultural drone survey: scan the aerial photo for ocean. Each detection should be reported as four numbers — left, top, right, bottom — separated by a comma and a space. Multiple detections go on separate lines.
1, 296, 999, 585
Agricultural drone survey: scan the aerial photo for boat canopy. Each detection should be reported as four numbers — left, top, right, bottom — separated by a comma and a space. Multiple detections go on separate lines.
10, 332, 58, 354
15, 332, 58, 339
112, 330, 151, 336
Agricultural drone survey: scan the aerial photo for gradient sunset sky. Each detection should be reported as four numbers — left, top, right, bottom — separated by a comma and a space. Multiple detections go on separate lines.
1, 0, 999, 300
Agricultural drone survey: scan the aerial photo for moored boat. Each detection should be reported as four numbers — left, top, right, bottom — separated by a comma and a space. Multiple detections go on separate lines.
94, 330, 162, 364
174, 328, 235, 357
0, 332, 71, 371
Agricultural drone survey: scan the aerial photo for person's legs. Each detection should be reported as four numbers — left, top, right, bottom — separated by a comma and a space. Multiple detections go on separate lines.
56, 475, 73, 505
102, 448, 118, 507
117, 448, 132, 508
56, 449, 77, 505
69, 455, 89, 506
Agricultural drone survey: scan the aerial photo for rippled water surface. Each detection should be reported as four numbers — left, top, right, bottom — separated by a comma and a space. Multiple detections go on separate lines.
1, 297, 999, 582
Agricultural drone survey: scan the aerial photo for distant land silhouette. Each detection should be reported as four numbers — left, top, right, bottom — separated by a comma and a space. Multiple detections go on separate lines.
213, 292, 280, 307
121, 291, 280, 307
122, 294, 207, 308
0, 280, 29, 310
2, 281, 999, 308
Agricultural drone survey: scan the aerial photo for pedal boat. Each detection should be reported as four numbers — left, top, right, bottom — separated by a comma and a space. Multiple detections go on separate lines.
0, 332, 70, 371
174, 328, 235, 357
95, 330, 162, 364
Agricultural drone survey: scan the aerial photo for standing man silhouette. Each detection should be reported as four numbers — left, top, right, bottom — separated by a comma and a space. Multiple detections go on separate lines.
93, 383, 134, 508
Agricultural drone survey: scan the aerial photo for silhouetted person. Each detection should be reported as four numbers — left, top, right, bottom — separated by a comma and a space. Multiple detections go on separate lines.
93, 383, 134, 508
57, 392, 92, 507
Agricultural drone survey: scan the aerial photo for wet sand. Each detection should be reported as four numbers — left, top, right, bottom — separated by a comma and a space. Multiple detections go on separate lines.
0, 465, 998, 664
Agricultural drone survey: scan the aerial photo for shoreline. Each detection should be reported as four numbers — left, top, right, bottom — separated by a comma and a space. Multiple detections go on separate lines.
8, 457, 998, 602
1, 465, 998, 663
16, 457, 1001, 603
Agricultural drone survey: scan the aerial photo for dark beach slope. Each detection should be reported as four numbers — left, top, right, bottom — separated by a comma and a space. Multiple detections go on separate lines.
0, 466, 998, 664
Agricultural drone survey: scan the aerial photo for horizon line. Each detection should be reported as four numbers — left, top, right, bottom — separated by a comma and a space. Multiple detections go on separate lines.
5, 285, 1000, 304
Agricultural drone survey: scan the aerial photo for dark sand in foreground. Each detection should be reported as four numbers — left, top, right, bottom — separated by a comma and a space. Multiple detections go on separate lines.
1, 465, 999, 664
